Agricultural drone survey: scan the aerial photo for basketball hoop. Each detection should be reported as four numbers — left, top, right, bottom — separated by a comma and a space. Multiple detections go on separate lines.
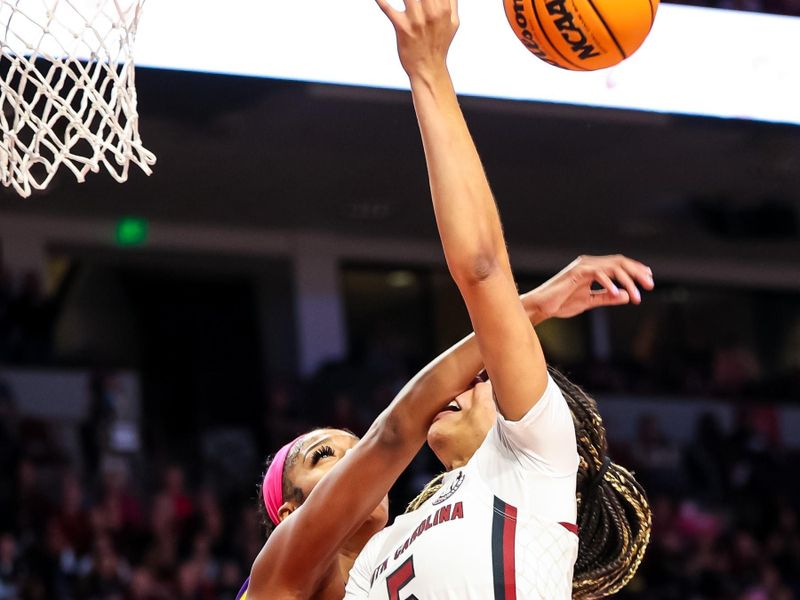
0, 0, 155, 198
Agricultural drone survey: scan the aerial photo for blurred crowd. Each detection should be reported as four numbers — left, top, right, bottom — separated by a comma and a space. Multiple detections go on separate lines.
2, 262, 800, 599
617, 412, 800, 599
573, 330, 800, 402
3, 359, 800, 600
667, 0, 800, 15
0, 379, 260, 600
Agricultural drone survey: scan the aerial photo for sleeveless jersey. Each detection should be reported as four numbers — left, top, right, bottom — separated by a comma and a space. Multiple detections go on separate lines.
345, 375, 580, 600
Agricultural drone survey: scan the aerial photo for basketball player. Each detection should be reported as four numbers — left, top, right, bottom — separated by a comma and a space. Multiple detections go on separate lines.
343, 0, 651, 598
240, 254, 651, 600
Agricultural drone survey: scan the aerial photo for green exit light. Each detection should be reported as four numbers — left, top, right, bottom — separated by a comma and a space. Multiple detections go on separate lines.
115, 217, 149, 247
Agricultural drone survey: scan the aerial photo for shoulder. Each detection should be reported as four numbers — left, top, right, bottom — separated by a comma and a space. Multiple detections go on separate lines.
496, 373, 567, 429
361, 525, 394, 560
351, 525, 393, 577
476, 374, 579, 477
347, 528, 393, 598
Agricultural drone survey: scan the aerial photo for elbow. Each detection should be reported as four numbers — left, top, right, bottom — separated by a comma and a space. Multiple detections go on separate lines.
452, 253, 502, 286
371, 405, 425, 449
372, 411, 408, 448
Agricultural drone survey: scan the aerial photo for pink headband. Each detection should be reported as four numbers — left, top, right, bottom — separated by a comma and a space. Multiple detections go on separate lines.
263, 435, 304, 526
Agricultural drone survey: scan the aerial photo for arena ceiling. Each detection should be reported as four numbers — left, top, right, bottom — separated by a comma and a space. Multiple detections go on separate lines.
1, 69, 799, 265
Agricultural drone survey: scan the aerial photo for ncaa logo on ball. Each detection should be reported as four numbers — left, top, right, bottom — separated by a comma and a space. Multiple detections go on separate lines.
504, 0, 660, 71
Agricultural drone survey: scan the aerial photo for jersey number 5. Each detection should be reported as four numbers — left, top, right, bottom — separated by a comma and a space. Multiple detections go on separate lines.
386, 556, 418, 600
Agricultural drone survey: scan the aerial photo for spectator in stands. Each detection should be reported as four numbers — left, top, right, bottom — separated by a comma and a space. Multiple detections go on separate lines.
175, 560, 213, 600
727, 411, 780, 495
632, 414, 684, 494
158, 466, 194, 534
329, 390, 363, 434
684, 412, 729, 502
44, 517, 80, 598
713, 336, 763, 396
195, 488, 223, 547
0, 533, 19, 600
77, 535, 128, 599
57, 471, 93, 557
215, 560, 245, 600
99, 463, 144, 540
16, 458, 52, 542
186, 532, 219, 596
142, 524, 179, 594
128, 565, 165, 600
262, 378, 307, 449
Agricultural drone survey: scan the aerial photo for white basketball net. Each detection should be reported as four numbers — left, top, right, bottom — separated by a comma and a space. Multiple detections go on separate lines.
0, 0, 155, 197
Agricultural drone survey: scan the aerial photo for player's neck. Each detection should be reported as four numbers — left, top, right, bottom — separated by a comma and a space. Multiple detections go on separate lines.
433, 444, 473, 471
447, 453, 473, 470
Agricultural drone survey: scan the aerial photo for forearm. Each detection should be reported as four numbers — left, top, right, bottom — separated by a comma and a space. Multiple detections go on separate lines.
409, 68, 511, 283
379, 299, 547, 442
379, 332, 482, 444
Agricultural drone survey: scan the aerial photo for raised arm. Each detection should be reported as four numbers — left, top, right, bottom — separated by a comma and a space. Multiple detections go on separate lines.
377, 0, 652, 420
248, 334, 484, 596
248, 253, 651, 597
249, 308, 491, 597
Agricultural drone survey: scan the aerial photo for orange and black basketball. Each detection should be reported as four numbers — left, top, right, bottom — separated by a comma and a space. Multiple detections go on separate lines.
504, 0, 659, 71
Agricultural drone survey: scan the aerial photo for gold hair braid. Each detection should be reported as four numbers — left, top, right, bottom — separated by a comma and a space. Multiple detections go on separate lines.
406, 473, 445, 513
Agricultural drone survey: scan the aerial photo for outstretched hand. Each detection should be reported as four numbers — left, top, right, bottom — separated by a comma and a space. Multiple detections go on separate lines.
375, 0, 459, 79
522, 255, 655, 320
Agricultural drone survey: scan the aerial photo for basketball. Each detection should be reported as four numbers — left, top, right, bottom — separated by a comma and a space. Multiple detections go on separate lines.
504, 0, 659, 71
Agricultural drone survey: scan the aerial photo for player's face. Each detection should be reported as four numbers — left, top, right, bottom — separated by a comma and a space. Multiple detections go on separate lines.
285, 429, 389, 531
427, 372, 497, 470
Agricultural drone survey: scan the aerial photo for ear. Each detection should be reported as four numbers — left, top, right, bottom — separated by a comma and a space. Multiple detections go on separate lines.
278, 501, 296, 523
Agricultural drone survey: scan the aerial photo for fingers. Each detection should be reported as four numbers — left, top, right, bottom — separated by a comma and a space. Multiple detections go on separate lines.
376, 0, 425, 22
450, 0, 460, 29
411, 0, 455, 21
403, 0, 422, 18
419, 0, 456, 27
375, 0, 399, 22
592, 270, 620, 297
578, 254, 654, 302
591, 289, 630, 307
612, 266, 641, 304
619, 256, 655, 291
382, 0, 456, 30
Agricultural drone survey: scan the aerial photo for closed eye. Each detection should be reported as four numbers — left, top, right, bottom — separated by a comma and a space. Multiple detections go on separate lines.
311, 445, 335, 466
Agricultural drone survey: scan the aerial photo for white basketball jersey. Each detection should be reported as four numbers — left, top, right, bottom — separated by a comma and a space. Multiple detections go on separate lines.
346, 375, 580, 600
